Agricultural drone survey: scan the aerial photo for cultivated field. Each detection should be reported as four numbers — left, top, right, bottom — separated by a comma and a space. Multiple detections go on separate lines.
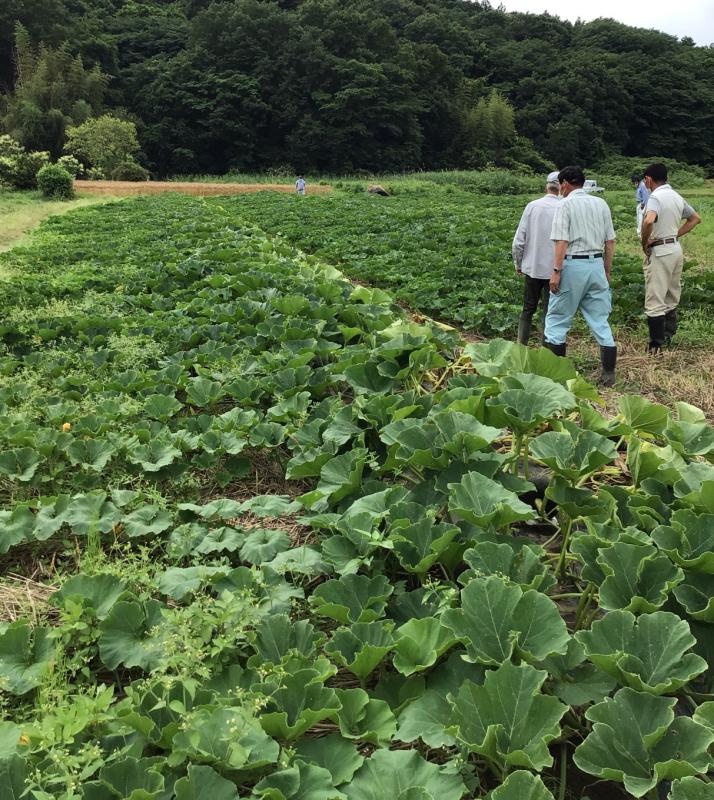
0, 183, 713, 800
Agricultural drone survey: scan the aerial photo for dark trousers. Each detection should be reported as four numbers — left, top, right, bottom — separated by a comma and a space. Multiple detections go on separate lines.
520, 275, 550, 323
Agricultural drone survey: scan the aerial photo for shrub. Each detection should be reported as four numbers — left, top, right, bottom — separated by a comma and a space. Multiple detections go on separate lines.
0, 134, 50, 189
57, 155, 83, 178
64, 115, 140, 174
110, 160, 149, 181
37, 163, 75, 199
86, 166, 105, 181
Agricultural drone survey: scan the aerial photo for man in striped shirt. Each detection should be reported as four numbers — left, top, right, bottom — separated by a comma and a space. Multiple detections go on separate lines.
544, 165, 618, 387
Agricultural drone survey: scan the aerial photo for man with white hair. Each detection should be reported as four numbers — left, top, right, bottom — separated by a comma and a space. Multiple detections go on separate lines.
511, 170, 561, 344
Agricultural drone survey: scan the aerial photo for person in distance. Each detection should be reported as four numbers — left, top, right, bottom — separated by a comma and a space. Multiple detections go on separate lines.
511, 170, 562, 345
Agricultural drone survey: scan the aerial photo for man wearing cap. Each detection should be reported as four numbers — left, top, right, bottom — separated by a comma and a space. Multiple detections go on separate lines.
544, 165, 618, 386
640, 163, 701, 352
632, 174, 649, 235
511, 171, 561, 345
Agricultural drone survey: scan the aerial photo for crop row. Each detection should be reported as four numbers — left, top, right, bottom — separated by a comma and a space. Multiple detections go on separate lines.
219, 190, 714, 335
0, 196, 712, 799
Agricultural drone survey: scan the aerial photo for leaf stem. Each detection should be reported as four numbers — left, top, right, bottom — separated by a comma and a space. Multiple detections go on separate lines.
574, 583, 595, 631
556, 517, 573, 579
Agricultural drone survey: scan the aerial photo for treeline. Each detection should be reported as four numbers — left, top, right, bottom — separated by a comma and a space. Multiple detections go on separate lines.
1, 0, 713, 175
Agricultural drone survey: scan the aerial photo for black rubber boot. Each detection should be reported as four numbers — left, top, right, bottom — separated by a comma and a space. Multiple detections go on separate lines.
647, 315, 666, 353
517, 317, 532, 345
599, 345, 617, 387
664, 309, 678, 344
544, 341, 567, 357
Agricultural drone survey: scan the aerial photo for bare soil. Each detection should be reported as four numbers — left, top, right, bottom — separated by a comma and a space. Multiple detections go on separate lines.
74, 180, 332, 197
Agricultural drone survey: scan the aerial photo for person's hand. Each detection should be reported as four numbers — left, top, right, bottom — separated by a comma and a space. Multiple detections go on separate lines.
516, 267, 524, 276
549, 270, 561, 294
604, 266, 611, 285
642, 243, 652, 257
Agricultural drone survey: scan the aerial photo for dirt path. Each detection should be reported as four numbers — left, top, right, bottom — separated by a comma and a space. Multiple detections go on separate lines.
75, 181, 332, 197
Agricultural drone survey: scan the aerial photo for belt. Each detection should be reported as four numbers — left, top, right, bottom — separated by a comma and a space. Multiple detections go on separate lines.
649, 237, 678, 246
568, 253, 603, 260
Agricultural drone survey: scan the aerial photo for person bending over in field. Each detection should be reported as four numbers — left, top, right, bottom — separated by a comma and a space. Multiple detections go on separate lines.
544, 165, 618, 387
640, 162, 701, 352
512, 170, 562, 345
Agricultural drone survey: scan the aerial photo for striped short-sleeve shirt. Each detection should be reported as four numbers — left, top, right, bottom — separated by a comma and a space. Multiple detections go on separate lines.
550, 188, 616, 255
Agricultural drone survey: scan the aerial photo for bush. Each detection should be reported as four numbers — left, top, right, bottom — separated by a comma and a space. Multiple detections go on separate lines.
57, 155, 83, 178
0, 135, 50, 189
86, 166, 105, 181
110, 160, 149, 181
37, 163, 75, 199
64, 115, 140, 174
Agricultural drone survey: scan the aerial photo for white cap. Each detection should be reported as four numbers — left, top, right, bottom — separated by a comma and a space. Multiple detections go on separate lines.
547, 171, 560, 185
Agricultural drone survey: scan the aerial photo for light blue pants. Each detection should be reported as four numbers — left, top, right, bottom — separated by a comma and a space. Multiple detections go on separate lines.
544, 257, 615, 347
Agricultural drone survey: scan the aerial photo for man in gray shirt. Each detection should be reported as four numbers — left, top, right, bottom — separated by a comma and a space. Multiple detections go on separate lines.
512, 171, 561, 344
640, 163, 701, 351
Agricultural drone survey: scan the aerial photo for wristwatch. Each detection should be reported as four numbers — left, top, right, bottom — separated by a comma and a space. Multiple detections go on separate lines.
552, 267, 562, 273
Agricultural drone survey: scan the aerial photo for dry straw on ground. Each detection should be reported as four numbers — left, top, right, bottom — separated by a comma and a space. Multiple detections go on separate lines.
0, 573, 57, 623
75, 181, 332, 197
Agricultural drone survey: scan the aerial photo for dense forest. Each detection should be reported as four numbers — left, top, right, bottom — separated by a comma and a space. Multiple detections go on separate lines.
1, 0, 713, 175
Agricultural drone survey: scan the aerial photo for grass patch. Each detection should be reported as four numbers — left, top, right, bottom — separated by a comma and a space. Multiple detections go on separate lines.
0, 189, 114, 256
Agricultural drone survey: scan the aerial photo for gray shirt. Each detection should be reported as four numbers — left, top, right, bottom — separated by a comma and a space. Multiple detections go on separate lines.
512, 194, 561, 279
645, 184, 696, 239
551, 188, 616, 255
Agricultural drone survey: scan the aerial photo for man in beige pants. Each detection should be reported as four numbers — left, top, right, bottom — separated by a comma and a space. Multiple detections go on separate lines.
640, 163, 701, 351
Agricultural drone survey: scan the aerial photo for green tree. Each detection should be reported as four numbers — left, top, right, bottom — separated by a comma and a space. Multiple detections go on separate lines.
64, 114, 139, 173
2, 23, 106, 156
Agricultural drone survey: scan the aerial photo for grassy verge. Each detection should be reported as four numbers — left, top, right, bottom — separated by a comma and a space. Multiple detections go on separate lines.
0, 189, 114, 254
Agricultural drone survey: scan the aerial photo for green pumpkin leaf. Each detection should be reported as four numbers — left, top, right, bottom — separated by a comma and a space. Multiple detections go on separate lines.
449, 660, 567, 772
461, 541, 555, 593
674, 572, 714, 621
529, 428, 617, 481
0, 622, 54, 695
343, 749, 466, 800
51, 574, 127, 619
448, 471, 534, 529
324, 621, 394, 680
442, 575, 569, 665
254, 759, 345, 800
0, 755, 28, 798
173, 765, 240, 800
335, 688, 396, 746
240, 529, 291, 565
576, 610, 707, 694
392, 617, 459, 676
573, 688, 714, 797
652, 510, 714, 573
96, 757, 164, 798
597, 542, 683, 612
310, 573, 392, 624
619, 395, 670, 435
485, 771, 555, 800
669, 777, 714, 799
127, 438, 181, 472
396, 690, 455, 748
171, 706, 278, 771
0, 447, 43, 481
98, 599, 165, 670
123, 505, 173, 538
144, 394, 183, 422
294, 735, 363, 786
260, 670, 341, 740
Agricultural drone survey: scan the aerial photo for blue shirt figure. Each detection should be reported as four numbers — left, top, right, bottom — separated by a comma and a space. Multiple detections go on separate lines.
632, 174, 649, 234
295, 177, 306, 195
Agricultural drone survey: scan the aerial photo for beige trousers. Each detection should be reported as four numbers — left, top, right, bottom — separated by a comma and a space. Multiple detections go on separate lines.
643, 243, 683, 317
